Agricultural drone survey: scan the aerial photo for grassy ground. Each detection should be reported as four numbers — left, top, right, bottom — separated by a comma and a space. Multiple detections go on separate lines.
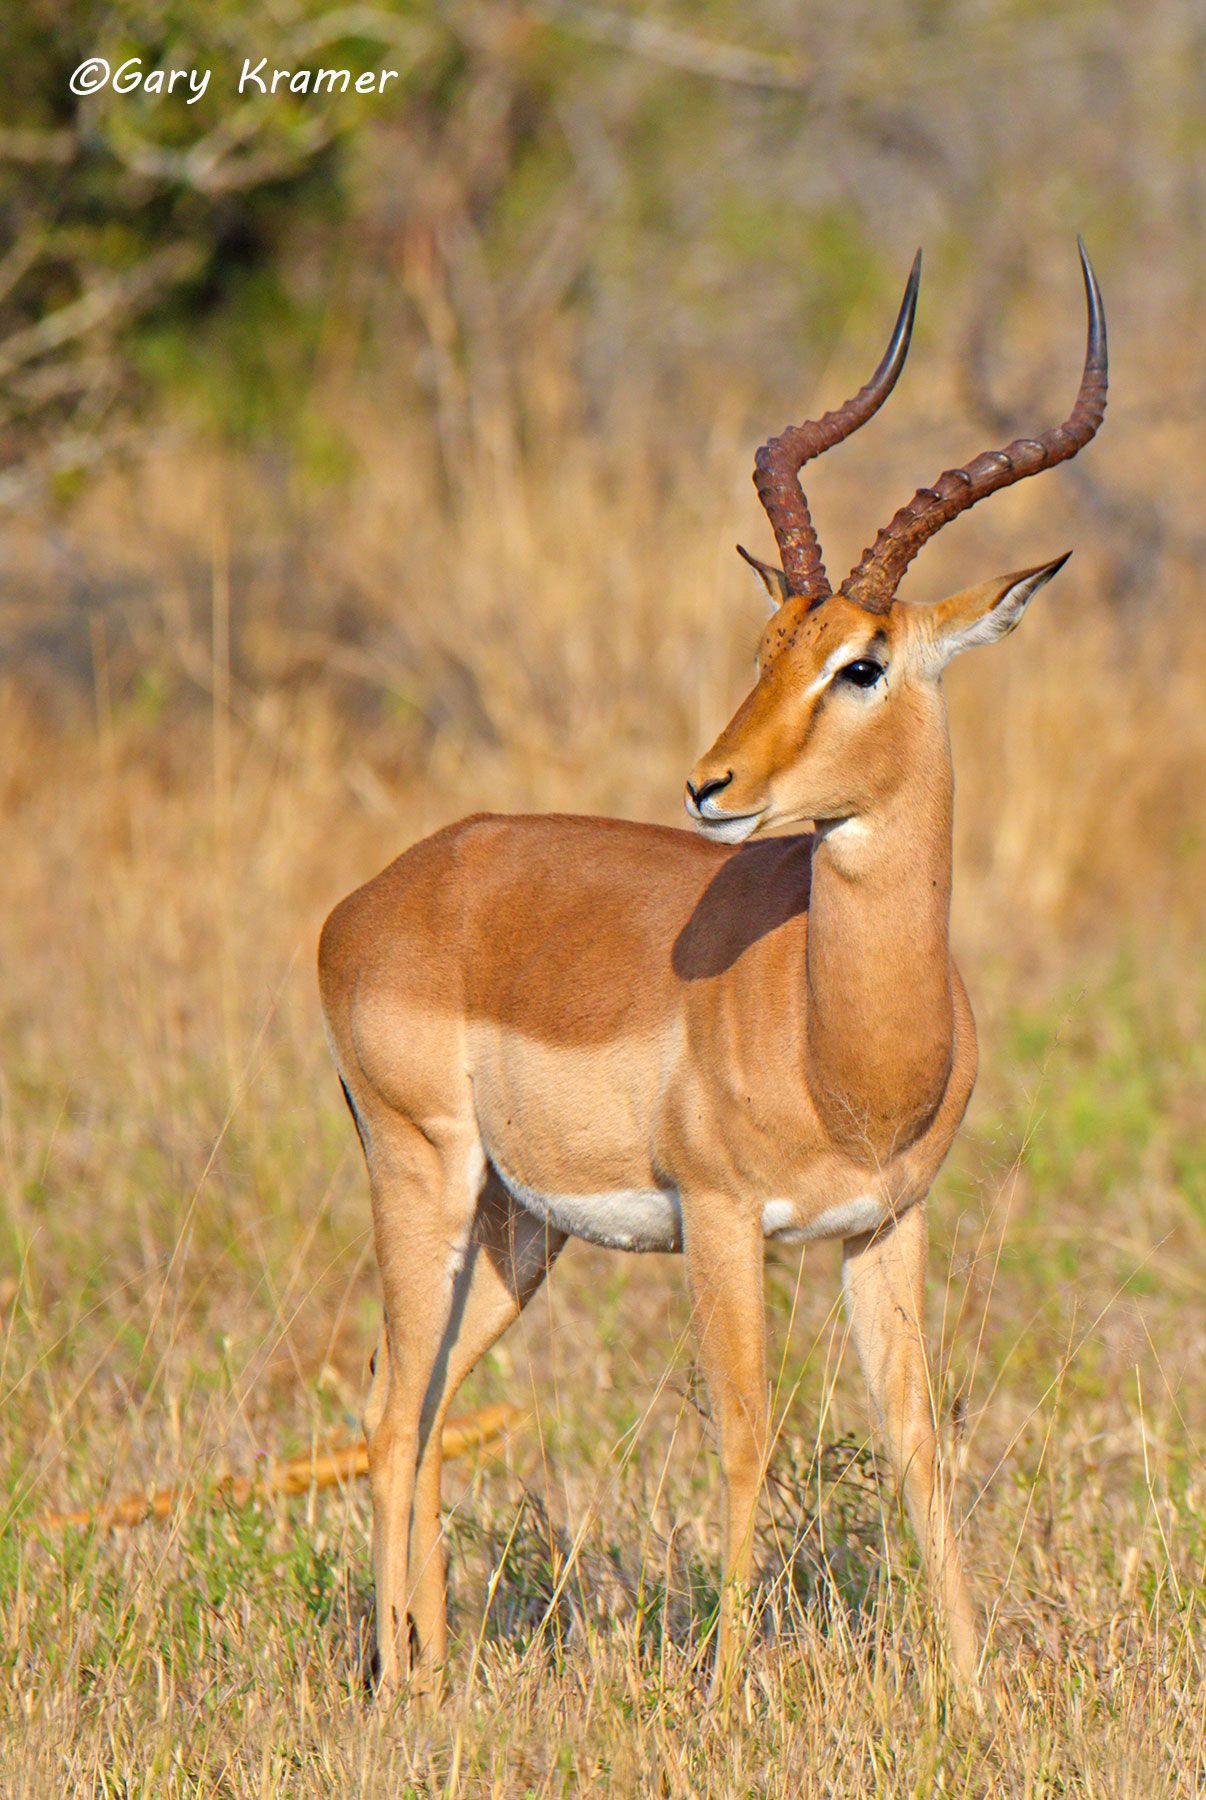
0, 421, 1202, 1795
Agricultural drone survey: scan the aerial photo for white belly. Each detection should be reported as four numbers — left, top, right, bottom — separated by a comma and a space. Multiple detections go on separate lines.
492, 1164, 889, 1254
493, 1162, 683, 1252
761, 1193, 889, 1243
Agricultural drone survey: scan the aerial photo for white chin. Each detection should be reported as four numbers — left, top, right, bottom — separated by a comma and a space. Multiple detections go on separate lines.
694, 812, 763, 845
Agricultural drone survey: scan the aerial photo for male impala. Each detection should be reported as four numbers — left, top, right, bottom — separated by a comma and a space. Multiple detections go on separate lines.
319, 241, 1106, 1698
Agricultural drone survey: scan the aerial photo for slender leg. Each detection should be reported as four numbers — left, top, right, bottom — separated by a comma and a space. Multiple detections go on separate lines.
406, 1174, 566, 1689
842, 1202, 979, 1684
362, 1120, 479, 1698
683, 1197, 768, 1700
364, 1326, 388, 1440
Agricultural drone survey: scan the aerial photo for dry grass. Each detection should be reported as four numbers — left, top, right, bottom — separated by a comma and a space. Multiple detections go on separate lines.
0, 384, 1202, 1795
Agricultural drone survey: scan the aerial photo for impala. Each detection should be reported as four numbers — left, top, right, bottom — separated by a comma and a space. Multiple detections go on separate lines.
319, 240, 1106, 1698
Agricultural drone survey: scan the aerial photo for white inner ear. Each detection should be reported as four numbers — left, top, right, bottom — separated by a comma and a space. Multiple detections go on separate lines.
931, 563, 1064, 670
748, 567, 787, 614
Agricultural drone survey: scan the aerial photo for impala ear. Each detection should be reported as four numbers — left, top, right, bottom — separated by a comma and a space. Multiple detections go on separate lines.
736, 543, 790, 612
921, 553, 1071, 670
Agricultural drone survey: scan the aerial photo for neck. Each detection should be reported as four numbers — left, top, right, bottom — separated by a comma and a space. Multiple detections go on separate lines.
804, 721, 955, 1160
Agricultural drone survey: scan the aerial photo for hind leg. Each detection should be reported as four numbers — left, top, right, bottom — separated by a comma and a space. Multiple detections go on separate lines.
407, 1171, 566, 1689
362, 1116, 481, 1698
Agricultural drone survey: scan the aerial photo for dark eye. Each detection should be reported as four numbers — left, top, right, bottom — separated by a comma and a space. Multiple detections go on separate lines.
837, 659, 885, 689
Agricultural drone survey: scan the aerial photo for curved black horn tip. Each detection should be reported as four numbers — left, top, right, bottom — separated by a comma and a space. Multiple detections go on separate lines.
894, 249, 923, 349
905, 247, 923, 300
1075, 235, 1106, 368
872, 249, 923, 393
899, 249, 923, 333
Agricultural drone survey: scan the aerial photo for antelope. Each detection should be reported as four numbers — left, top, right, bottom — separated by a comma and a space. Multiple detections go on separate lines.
319, 240, 1106, 1700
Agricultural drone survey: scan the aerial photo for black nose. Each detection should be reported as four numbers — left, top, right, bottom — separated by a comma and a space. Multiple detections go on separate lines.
687, 771, 733, 807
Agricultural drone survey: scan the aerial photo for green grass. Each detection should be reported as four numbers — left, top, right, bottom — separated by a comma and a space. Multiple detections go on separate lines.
1, 947, 1201, 1795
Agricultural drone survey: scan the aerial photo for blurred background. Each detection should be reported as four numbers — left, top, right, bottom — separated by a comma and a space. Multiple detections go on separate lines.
0, 3, 1202, 1788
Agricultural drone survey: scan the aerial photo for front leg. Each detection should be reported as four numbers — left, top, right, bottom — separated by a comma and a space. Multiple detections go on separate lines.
842, 1201, 979, 1685
682, 1194, 768, 1701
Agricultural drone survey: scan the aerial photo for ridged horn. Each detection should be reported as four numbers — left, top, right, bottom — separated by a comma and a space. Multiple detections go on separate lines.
745, 251, 922, 606
840, 238, 1107, 614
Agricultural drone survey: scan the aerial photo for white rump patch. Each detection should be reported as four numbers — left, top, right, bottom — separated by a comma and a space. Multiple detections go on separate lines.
762, 1193, 889, 1244
493, 1162, 683, 1253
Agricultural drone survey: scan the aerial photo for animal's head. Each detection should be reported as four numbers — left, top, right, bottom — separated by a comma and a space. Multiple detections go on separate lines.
686, 243, 1107, 843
